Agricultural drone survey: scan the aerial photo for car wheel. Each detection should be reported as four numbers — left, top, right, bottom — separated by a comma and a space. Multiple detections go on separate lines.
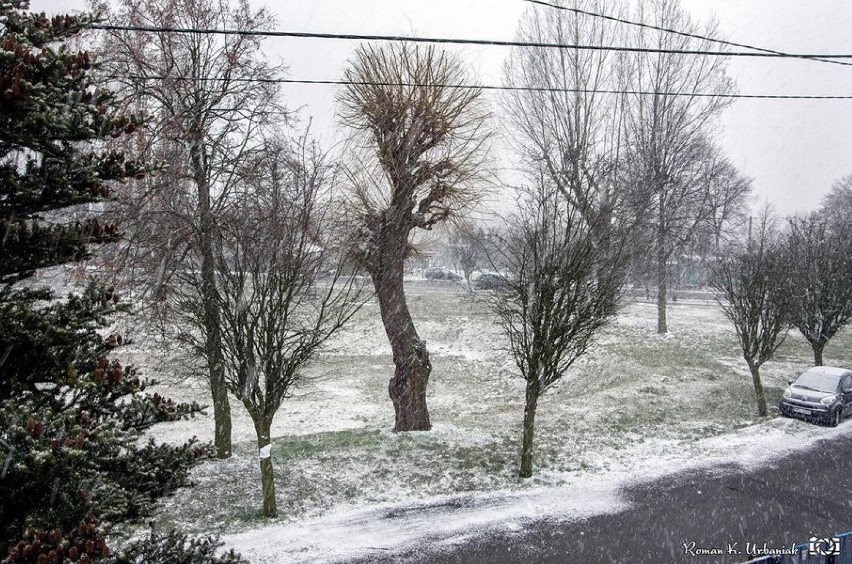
830, 409, 841, 427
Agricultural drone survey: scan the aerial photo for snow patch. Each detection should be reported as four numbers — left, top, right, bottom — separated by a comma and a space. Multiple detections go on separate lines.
222, 480, 625, 563
220, 418, 852, 563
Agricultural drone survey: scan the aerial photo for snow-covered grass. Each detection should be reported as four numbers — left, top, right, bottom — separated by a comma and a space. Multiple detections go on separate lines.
120, 285, 852, 562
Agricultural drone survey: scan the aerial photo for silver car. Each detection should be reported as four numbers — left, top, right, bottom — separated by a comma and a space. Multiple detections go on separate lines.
779, 366, 852, 427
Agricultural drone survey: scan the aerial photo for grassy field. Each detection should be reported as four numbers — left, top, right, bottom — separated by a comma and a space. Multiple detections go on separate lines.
132, 284, 852, 538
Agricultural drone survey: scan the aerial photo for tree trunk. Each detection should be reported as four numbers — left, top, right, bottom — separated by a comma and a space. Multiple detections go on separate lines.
656, 192, 668, 334
203, 258, 232, 459
812, 342, 825, 366
747, 362, 768, 417
372, 257, 432, 432
656, 242, 668, 334
191, 134, 232, 458
519, 379, 540, 478
254, 416, 277, 517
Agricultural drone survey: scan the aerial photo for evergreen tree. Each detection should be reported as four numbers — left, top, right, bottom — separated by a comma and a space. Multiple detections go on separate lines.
0, 2, 209, 558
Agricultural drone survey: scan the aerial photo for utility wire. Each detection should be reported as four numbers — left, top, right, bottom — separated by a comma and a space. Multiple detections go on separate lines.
89, 23, 852, 60
523, 0, 852, 68
285, 79, 852, 99
117, 75, 852, 100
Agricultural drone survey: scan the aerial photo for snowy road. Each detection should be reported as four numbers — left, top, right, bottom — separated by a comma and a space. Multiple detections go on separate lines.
349, 425, 852, 564
221, 420, 852, 563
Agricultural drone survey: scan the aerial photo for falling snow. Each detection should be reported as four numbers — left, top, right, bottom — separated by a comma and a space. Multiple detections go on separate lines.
119, 283, 852, 562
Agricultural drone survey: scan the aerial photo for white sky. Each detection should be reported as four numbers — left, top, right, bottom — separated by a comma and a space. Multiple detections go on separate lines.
33, 0, 852, 216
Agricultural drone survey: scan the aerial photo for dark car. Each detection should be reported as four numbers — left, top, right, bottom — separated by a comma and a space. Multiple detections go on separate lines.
779, 366, 852, 427
424, 266, 463, 282
475, 273, 511, 291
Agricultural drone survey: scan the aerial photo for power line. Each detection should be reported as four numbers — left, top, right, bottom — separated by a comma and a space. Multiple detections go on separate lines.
264, 79, 852, 99
118, 75, 852, 100
523, 0, 852, 68
89, 23, 852, 60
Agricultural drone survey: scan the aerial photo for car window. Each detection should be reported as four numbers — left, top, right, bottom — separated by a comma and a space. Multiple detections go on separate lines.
793, 370, 841, 393
843, 375, 852, 392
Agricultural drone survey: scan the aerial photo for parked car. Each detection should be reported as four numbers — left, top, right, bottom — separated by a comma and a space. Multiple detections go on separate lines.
475, 273, 511, 291
779, 366, 852, 427
424, 266, 463, 282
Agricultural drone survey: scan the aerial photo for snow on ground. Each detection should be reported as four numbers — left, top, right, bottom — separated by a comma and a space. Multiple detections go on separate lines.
222, 479, 627, 563
120, 282, 852, 563
221, 420, 852, 564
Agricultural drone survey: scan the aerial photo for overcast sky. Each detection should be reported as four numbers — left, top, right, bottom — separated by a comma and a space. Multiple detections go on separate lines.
34, 0, 852, 216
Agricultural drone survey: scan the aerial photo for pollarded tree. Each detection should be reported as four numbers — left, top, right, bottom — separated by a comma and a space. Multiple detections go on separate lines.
338, 43, 491, 431
487, 184, 625, 478
95, 0, 285, 458
784, 213, 852, 366
175, 136, 365, 518
0, 1, 207, 556
712, 213, 792, 417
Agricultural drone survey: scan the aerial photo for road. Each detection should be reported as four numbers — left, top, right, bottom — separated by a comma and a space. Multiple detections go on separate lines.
346, 430, 852, 564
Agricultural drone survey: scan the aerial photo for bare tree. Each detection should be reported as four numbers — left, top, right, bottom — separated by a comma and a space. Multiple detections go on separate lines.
338, 43, 491, 431
488, 184, 625, 478
784, 213, 852, 366
820, 174, 852, 223
182, 136, 364, 517
694, 159, 752, 256
495, 2, 642, 477
503, 0, 632, 247
712, 212, 791, 417
95, 0, 285, 458
622, 0, 736, 333
444, 222, 487, 287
